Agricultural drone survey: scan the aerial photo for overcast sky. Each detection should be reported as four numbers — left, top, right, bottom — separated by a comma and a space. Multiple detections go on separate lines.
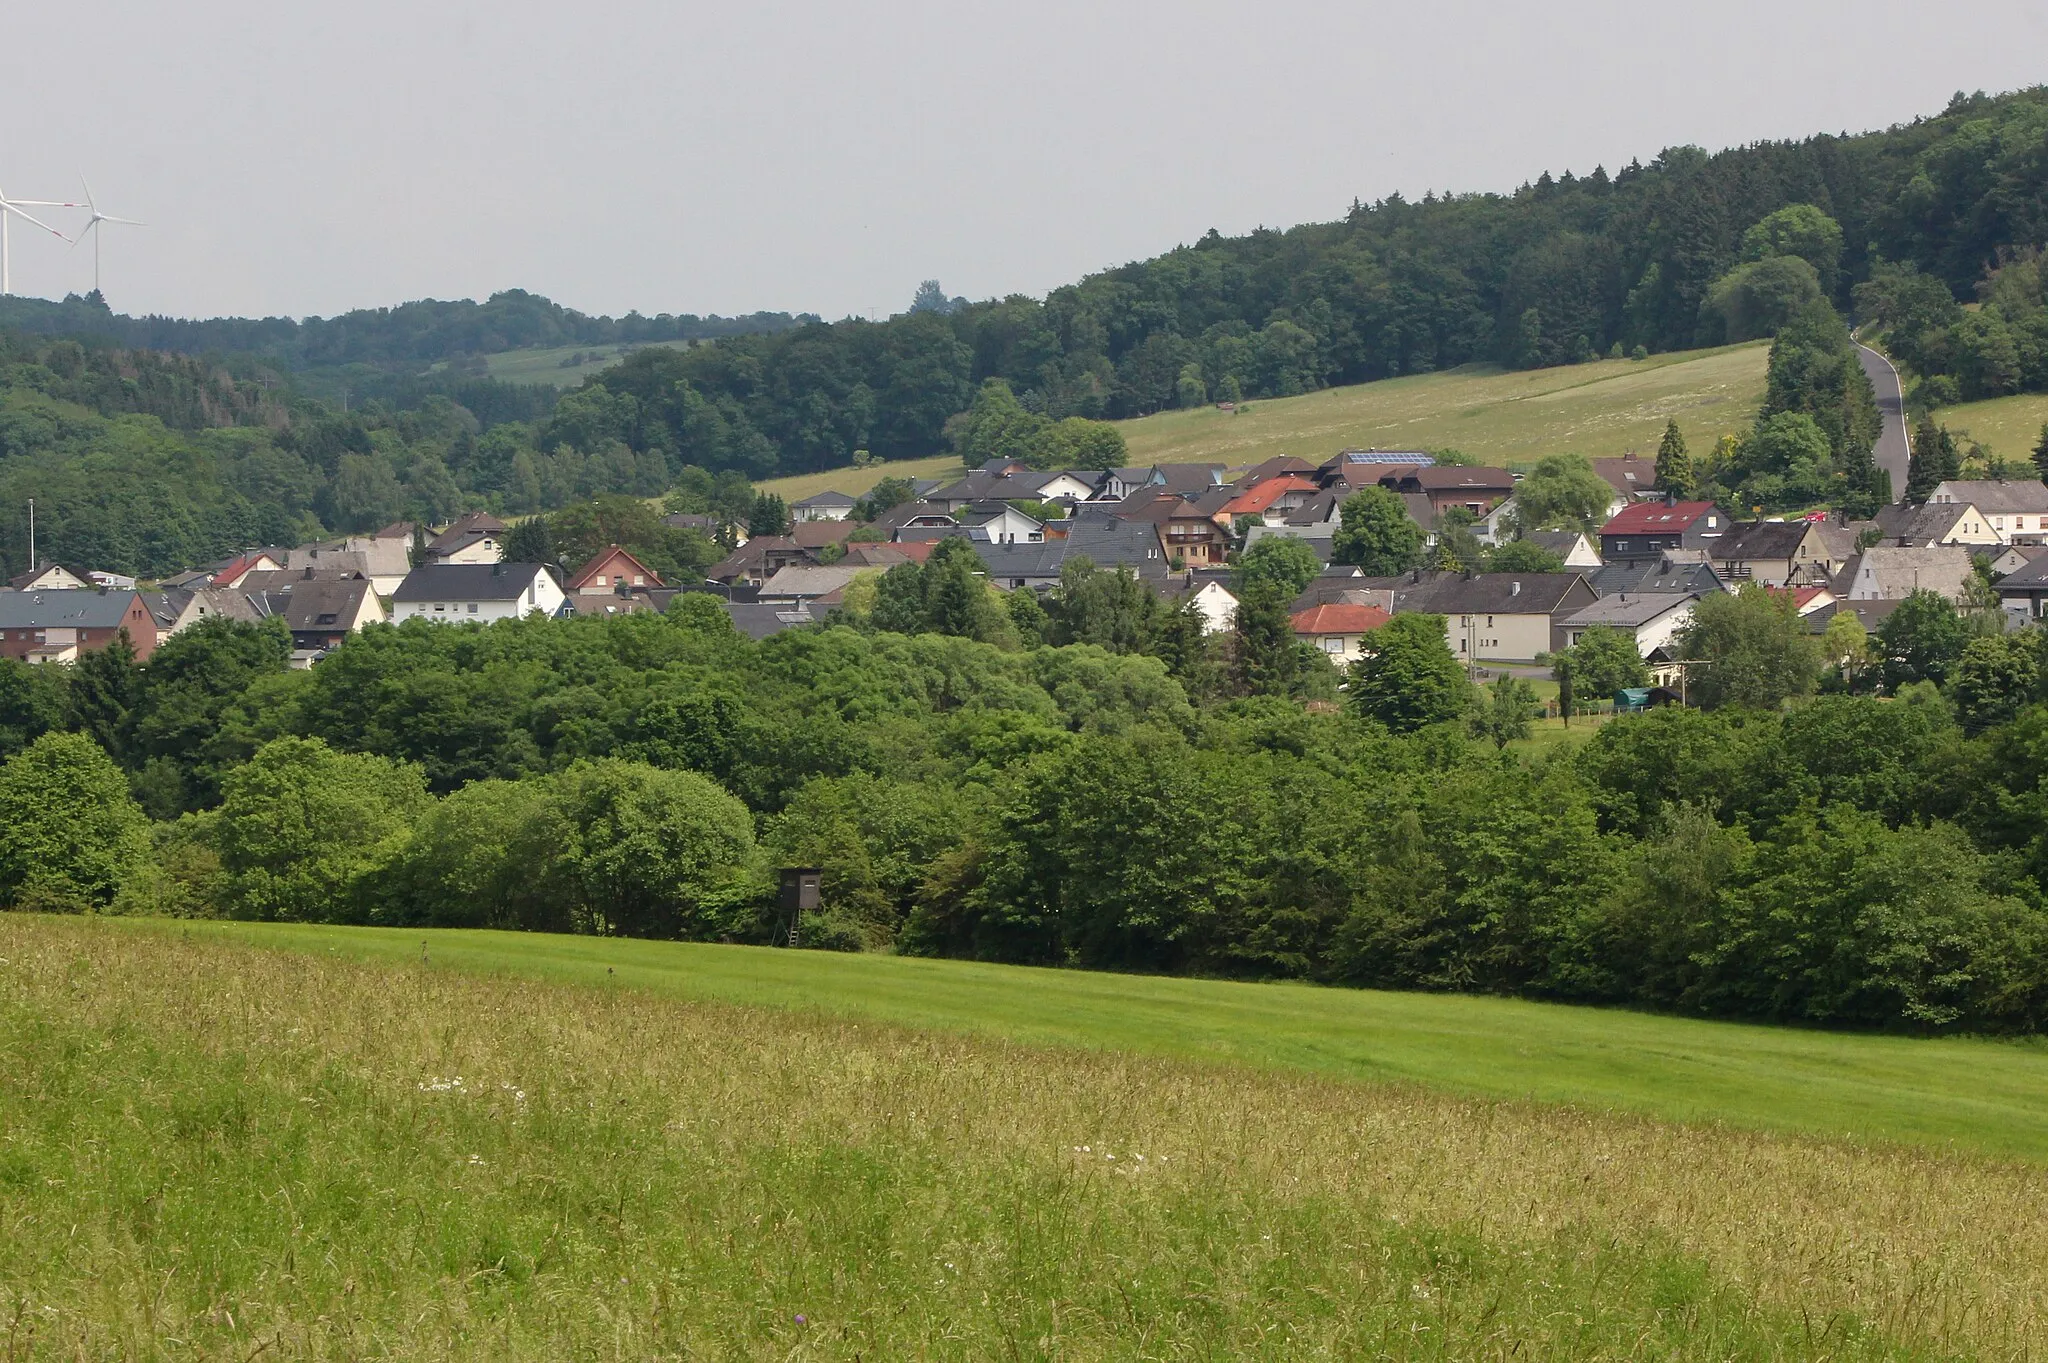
1, 0, 2042, 323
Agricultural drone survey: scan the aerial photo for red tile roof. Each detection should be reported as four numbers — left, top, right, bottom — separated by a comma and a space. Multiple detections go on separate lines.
1290, 603, 1392, 636
1220, 476, 1319, 517
1600, 501, 1720, 535
566, 545, 664, 591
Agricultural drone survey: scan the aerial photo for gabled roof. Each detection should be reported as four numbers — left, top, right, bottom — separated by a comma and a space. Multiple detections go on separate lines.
1321, 450, 1434, 472
792, 519, 858, 549
1353, 571, 1595, 615
1152, 463, 1227, 493
1874, 502, 1974, 541
1587, 554, 1725, 598
791, 490, 857, 508
566, 545, 663, 592
1589, 454, 1656, 497
428, 512, 507, 555
1710, 520, 1817, 561
1560, 592, 1699, 629
758, 564, 868, 599
1933, 480, 2048, 515
1240, 455, 1317, 486
270, 577, 382, 632
1391, 466, 1515, 493
0, 589, 144, 630
1221, 476, 1319, 516
1831, 544, 1975, 601
1291, 602, 1392, 635
391, 563, 555, 603
1600, 501, 1722, 535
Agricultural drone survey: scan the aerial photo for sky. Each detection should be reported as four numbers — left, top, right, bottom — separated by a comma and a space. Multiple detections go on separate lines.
1, 0, 2043, 324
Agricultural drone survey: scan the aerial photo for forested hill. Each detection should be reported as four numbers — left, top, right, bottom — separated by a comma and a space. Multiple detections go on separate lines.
525, 87, 2048, 478
0, 289, 810, 371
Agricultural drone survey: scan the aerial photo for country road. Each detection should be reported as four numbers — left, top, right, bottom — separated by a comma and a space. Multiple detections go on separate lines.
1857, 342, 1911, 502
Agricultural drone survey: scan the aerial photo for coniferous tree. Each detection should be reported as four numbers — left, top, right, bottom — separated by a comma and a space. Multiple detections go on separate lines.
1654, 420, 1695, 497
2033, 422, 2048, 487
1230, 582, 1302, 697
1904, 417, 1961, 502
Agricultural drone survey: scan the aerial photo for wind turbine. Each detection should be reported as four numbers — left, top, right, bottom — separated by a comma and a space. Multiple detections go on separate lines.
66, 178, 143, 296
0, 188, 74, 296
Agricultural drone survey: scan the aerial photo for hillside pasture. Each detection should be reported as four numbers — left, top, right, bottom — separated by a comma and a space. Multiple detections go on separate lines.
1115, 343, 1771, 472
9, 915, 2048, 1358
1935, 390, 2048, 465
751, 453, 968, 504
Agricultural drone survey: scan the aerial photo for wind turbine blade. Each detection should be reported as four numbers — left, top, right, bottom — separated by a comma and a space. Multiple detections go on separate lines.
102, 215, 145, 226
6, 200, 84, 208
1, 204, 70, 240
79, 175, 95, 213
69, 219, 97, 249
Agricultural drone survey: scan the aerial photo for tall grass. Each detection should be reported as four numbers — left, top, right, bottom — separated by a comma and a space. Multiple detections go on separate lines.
2, 917, 2032, 1358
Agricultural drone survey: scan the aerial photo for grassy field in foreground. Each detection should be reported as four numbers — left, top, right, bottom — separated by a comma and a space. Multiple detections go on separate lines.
751, 452, 968, 504
1936, 390, 2048, 462
1116, 343, 1770, 471
7, 915, 2042, 1359
102, 915, 2048, 1162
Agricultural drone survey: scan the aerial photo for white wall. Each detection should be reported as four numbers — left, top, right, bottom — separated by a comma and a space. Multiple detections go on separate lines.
1440, 611, 1552, 662
401, 570, 563, 623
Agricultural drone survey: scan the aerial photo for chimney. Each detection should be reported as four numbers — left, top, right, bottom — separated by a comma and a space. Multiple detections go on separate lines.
1664, 490, 1676, 508
1511, 580, 1522, 596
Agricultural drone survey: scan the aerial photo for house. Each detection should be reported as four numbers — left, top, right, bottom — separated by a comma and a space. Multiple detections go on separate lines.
1772, 584, 1839, 618
707, 536, 811, 588
1290, 601, 1392, 666
566, 545, 664, 596
0, 589, 158, 663
1219, 475, 1320, 527
1599, 499, 1729, 562
1987, 544, 2048, 578
282, 536, 414, 596
757, 564, 869, 603
662, 512, 725, 536
724, 600, 816, 640
1318, 450, 1435, 486
1873, 500, 1997, 547
391, 563, 565, 622
1588, 549, 1725, 598
842, 541, 937, 569
1590, 452, 1661, 507
1238, 455, 1318, 487
1152, 463, 1228, 495
7, 564, 94, 592
1093, 466, 1166, 501
1155, 570, 1240, 635
261, 575, 387, 651
1993, 553, 2048, 618
1931, 480, 2048, 544
424, 512, 507, 565
1355, 571, 1600, 660
1708, 520, 1844, 586
791, 519, 859, 553
211, 549, 290, 588
971, 517, 1169, 590
1379, 466, 1517, 519
1114, 493, 1229, 567
1559, 592, 1700, 656
1831, 544, 1976, 603
791, 491, 858, 522
1522, 529, 1602, 568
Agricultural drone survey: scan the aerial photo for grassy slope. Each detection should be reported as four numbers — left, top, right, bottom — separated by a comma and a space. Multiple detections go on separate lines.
752, 452, 968, 503
1936, 390, 2048, 462
112, 917, 2048, 1162
1116, 343, 1770, 471
11, 915, 2044, 1358
473, 339, 695, 388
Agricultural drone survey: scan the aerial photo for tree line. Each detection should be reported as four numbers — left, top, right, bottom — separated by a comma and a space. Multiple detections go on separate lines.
3, 558, 2048, 1032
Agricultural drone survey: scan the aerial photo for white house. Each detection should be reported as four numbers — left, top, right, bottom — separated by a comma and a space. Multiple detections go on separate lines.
792, 491, 858, 522
425, 513, 508, 565
391, 563, 564, 622
1559, 592, 1700, 656
1290, 601, 1392, 666
1931, 480, 2048, 544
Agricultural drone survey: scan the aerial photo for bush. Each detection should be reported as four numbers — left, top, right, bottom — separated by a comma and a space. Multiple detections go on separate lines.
0, 732, 149, 910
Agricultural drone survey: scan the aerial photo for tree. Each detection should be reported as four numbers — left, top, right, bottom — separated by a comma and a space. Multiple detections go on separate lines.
1553, 626, 1650, 717
2033, 423, 2048, 487
852, 477, 919, 522
209, 736, 432, 922
547, 758, 758, 939
1820, 608, 1876, 691
1048, 558, 1160, 653
1511, 453, 1614, 532
1654, 420, 1695, 498
1175, 362, 1207, 409
383, 778, 577, 931
1877, 589, 1969, 690
951, 379, 1050, 468
1950, 633, 2041, 734
1348, 613, 1471, 731
1676, 583, 1820, 710
1700, 256, 1826, 343
0, 731, 148, 909
908, 280, 956, 315
1739, 204, 1845, 294
748, 492, 792, 538
1482, 540, 1566, 573
1905, 418, 1961, 502
1233, 536, 1321, 599
1471, 675, 1540, 747
66, 631, 138, 760
501, 516, 555, 565
1330, 487, 1423, 573
1231, 581, 1302, 697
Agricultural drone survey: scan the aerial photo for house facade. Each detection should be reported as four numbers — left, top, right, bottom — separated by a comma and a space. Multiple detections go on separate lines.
426, 512, 507, 565
1708, 520, 1842, 585
791, 491, 857, 522
1931, 480, 2048, 544
392, 563, 565, 622
567, 545, 664, 595
1290, 601, 1391, 666
1559, 592, 1699, 656
1599, 500, 1729, 562
0, 590, 159, 663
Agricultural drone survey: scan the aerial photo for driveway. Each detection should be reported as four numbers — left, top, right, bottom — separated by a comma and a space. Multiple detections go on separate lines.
1856, 343, 1911, 503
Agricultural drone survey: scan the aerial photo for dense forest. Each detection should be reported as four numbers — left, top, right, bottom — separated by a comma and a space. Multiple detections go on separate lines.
1, 86, 2043, 577
2, 548, 2045, 1033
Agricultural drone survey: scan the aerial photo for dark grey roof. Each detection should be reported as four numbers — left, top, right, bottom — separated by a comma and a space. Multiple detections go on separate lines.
1874, 502, 1969, 542
392, 563, 554, 602
724, 600, 814, 639
792, 490, 857, 508
1587, 557, 1726, 597
1561, 592, 1700, 628
1355, 571, 1594, 616
0, 590, 143, 630
971, 518, 1168, 581
1711, 521, 1815, 561
1997, 553, 2048, 590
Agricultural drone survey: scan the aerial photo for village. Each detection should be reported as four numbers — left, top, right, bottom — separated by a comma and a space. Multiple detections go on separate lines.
4, 446, 2041, 696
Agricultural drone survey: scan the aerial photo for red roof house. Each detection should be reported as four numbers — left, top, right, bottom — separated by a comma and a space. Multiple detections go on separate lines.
1598, 500, 1728, 562
566, 545, 664, 595
1290, 601, 1392, 666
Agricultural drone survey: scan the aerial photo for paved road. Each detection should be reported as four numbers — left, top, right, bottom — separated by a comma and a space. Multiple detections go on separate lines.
1856, 342, 1911, 503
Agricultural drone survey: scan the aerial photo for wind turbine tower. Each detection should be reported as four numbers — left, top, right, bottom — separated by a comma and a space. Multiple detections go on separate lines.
0, 188, 74, 295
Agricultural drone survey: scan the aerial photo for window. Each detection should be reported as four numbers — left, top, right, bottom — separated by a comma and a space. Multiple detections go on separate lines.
467, 603, 479, 614
594, 574, 608, 586
632, 574, 645, 586
1486, 615, 1494, 627
1706, 516, 1717, 528
433, 603, 446, 612
1321, 637, 1342, 653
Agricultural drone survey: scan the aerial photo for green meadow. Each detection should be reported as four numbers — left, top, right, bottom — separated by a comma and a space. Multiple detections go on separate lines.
13, 914, 2048, 1359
